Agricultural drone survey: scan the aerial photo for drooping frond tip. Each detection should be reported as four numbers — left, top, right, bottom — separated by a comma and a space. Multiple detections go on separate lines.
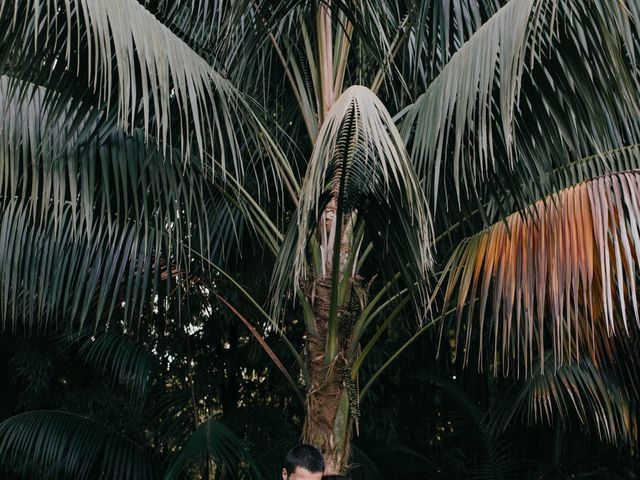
442, 171, 640, 375
294, 85, 434, 277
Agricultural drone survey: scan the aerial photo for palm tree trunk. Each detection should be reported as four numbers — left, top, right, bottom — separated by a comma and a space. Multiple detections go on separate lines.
300, 197, 355, 475
302, 277, 352, 475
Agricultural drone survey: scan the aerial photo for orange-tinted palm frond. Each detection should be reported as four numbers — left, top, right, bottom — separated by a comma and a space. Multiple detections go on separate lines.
442, 171, 640, 375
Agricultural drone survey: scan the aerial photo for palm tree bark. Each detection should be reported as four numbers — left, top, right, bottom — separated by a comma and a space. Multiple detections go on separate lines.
302, 277, 352, 475
301, 198, 354, 475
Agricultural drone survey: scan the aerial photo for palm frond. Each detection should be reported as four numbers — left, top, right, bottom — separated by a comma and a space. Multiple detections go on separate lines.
442, 171, 640, 373
141, 0, 228, 55
165, 416, 263, 480
0, 198, 166, 331
369, 0, 503, 102
144, 387, 197, 451
401, 0, 640, 213
490, 356, 638, 446
400, 0, 535, 207
0, 410, 158, 480
481, 1, 640, 219
0, 76, 265, 330
63, 329, 155, 401
0, 0, 287, 180
0, 75, 209, 235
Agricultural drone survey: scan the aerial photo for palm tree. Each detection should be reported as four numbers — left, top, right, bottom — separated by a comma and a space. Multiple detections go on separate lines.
1, 0, 640, 476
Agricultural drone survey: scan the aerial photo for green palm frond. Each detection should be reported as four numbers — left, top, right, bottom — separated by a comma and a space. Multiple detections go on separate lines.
441, 171, 640, 373
401, 0, 640, 213
408, 0, 502, 73
485, 1, 640, 218
0, 0, 290, 181
0, 410, 159, 480
369, 0, 503, 100
165, 416, 263, 480
0, 75, 210, 234
0, 0, 226, 160
490, 356, 638, 446
65, 329, 155, 402
400, 0, 535, 207
0, 198, 166, 331
141, 0, 228, 53
0, 75, 267, 330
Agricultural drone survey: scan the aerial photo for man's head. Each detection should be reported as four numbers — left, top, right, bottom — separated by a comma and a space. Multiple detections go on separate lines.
281, 444, 324, 480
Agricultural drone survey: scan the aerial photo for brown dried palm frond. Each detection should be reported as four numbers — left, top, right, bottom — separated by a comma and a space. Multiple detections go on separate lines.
442, 171, 640, 375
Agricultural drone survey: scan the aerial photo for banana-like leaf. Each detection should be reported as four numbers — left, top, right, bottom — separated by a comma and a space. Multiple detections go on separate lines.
165, 416, 263, 480
442, 171, 640, 374
0, 410, 159, 480
270, 85, 433, 317
490, 356, 638, 446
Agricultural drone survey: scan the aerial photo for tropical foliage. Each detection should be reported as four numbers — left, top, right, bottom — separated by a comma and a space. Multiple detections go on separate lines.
1, 0, 640, 478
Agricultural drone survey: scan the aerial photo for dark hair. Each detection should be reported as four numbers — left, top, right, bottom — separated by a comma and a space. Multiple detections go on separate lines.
284, 444, 325, 474
322, 476, 349, 479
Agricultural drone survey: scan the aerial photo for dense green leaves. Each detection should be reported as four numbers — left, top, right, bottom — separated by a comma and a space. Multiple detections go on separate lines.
401, 0, 640, 219
0, 0, 246, 165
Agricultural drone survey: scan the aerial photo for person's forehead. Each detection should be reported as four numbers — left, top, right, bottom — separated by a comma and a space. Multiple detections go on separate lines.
292, 466, 323, 479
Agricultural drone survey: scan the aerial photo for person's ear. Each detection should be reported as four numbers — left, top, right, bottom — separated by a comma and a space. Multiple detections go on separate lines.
281, 467, 288, 480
